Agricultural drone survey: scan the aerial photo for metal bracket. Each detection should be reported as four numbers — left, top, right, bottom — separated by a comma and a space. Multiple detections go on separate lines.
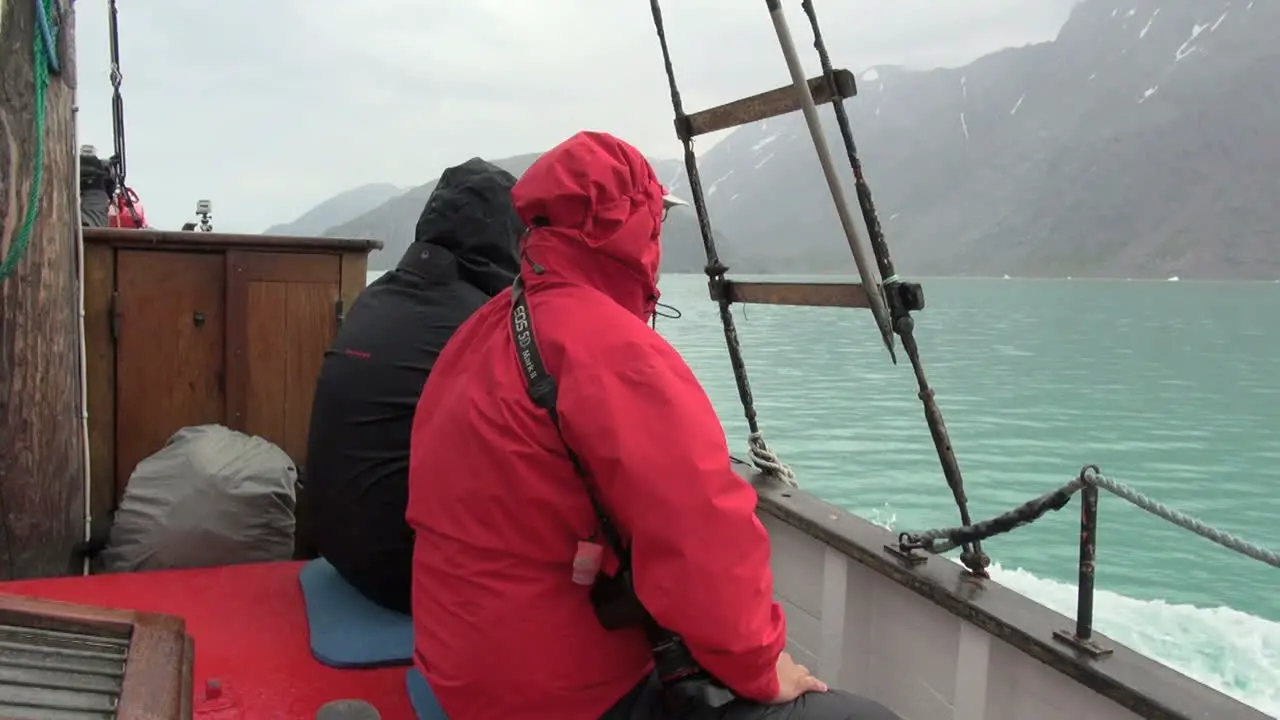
887, 280, 925, 313
677, 70, 857, 140
1052, 629, 1114, 659
883, 544, 928, 567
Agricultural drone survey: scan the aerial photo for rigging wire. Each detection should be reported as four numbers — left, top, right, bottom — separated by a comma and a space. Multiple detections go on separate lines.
107, 0, 126, 186
797, 0, 988, 575
105, 0, 141, 225
647, 0, 794, 486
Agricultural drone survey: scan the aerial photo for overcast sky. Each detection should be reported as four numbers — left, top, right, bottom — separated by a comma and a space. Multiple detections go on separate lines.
73, 0, 1076, 233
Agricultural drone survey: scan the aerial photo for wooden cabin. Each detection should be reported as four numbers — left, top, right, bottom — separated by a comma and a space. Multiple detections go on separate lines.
81, 228, 382, 526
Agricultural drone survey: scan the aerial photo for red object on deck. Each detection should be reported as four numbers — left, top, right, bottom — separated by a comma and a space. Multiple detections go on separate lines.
108, 188, 147, 228
1, 562, 415, 720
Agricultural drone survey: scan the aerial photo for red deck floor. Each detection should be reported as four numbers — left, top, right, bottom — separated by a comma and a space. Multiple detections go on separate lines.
1, 561, 416, 719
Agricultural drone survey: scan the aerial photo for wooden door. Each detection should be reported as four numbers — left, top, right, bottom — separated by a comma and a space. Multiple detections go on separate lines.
114, 251, 226, 491
225, 252, 340, 467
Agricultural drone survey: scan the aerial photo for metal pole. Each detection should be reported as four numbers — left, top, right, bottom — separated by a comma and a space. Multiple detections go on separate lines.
764, 0, 895, 358
1074, 483, 1099, 641
1052, 475, 1110, 657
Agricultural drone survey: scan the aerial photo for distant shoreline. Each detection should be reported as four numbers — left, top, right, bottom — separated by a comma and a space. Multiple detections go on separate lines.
363, 267, 1279, 283
648, 273, 1280, 284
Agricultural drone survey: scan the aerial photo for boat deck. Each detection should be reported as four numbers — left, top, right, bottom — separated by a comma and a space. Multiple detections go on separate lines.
2, 561, 416, 719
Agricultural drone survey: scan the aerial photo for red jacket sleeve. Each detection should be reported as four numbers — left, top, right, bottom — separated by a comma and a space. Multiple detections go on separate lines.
560, 337, 786, 703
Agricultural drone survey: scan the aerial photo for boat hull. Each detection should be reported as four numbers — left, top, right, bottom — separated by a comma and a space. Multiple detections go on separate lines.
753, 468, 1268, 720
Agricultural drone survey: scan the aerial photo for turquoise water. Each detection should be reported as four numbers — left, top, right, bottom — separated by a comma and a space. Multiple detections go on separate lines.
369, 271, 1280, 714
657, 275, 1279, 716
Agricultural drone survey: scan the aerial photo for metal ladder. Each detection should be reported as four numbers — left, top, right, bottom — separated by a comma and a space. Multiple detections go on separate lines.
647, 0, 991, 576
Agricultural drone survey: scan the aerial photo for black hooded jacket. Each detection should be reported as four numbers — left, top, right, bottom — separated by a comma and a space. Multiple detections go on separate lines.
302, 158, 523, 611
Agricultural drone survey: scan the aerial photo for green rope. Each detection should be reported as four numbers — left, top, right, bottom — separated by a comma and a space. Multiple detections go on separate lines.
0, 0, 60, 283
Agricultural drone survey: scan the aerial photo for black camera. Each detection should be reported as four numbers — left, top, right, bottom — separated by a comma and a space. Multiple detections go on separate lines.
588, 564, 647, 630
588, 563, 735, 710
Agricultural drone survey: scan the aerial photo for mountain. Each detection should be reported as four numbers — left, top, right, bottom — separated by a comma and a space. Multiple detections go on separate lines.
276, 0, 1273, 279
323, 155, 739, 274
672, 0, 1278, 279
264, 183, 405, 237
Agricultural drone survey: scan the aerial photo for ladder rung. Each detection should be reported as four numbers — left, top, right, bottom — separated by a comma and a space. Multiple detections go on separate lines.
710, 280, 871, 308
678, 70, 857, 139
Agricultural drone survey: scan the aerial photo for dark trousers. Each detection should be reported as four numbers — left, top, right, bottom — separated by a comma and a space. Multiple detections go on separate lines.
603, 674, 902, 720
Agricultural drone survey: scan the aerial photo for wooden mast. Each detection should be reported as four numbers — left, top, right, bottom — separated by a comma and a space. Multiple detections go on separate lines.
0, 0, 85, 579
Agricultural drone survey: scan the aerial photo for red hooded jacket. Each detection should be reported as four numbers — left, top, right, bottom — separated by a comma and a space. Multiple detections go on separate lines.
406, 131, 785, 720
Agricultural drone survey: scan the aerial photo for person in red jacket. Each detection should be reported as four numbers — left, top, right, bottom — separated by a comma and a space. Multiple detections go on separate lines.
406, 131, 901, 720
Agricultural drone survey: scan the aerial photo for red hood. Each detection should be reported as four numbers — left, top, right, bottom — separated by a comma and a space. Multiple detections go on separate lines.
511, 131, 665, 320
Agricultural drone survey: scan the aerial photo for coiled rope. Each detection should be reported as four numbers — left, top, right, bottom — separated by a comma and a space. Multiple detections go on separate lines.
0, 0, 61, 283
747, 432, 797, 487
902, 466, 1279, 569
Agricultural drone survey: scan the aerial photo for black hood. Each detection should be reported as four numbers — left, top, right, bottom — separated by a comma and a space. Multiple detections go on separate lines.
402, 157, 523, 296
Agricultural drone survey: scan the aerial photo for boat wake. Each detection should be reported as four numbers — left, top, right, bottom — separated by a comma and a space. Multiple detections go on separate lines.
991, 563, 1279, 717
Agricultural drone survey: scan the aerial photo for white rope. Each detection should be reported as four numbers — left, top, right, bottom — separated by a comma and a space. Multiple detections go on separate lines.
747, 432, 797, 487
1087, 470, 1280, 569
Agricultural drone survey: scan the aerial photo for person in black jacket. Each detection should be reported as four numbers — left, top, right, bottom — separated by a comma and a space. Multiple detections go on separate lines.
80, 147, 115, 228
302, 157, 524, 612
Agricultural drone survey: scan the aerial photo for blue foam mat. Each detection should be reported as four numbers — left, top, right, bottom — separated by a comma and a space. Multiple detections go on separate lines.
405, 667, 449, 720
298, 558, 413, 668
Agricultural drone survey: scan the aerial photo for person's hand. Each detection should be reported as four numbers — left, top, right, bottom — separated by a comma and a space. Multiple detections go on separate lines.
770, 651, 828, 704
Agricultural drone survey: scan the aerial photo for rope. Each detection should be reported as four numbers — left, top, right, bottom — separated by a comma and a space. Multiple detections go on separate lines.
795, 0, 986, 570
1088, 470, 1280, 568
748, 432, 797, 486
0, 0, 61, 283
901, 467, 1280, 569
901, 477, 1084, 554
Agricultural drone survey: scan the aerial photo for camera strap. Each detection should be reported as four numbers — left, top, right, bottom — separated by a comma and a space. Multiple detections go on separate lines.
509, 277, 626, 559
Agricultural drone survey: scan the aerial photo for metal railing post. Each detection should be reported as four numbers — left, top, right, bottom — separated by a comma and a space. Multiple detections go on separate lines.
1053, 479, 1112, 658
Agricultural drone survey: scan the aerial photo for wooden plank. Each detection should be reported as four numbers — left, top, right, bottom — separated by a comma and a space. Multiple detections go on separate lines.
681, 69, 857, 138
114, 251, 226, 491
226, 251, 340, 466
83, 226, 381, 254
338, 250, 369, 319
710, 280, 873, 308
83, 243, 117, 526
225, 252, 251, 432
233, 251, 339, 284
282, 282, 339, 463
179, 634, 195, 719
0, 0, 86, 579
0, 594, 133, 638
240, 281, 289, 443
117, 610, 189, 718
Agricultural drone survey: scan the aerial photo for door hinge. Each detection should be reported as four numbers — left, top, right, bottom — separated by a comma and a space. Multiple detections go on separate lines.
334, 298, 345, 328
108, 291, 120, 341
